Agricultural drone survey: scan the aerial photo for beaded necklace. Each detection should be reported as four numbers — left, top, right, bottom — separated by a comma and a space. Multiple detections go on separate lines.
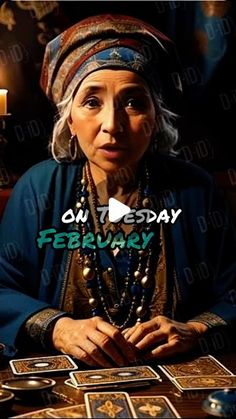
75, 160, 161, 329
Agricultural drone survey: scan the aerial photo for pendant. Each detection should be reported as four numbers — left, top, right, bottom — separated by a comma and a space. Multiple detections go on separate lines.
89, 298, 98, 307
141, 275, 150, 288
108, 303, 120, 316
136, 305, 146, 318
134, 270, 142, 280
142, 197, 151, 208
138, 250, 146, 256
83, 267, 95, 280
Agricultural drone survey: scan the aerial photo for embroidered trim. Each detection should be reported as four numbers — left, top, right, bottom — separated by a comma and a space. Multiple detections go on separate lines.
25, 308, 67, 349
188, 312, 227, 328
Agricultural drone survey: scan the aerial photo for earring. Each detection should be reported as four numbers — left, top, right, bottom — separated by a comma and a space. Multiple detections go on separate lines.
69, 135, 78, 161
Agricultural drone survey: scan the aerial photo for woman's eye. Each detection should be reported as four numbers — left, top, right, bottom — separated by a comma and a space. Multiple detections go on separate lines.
126, 97, 144, 109
84, 97, 100, 108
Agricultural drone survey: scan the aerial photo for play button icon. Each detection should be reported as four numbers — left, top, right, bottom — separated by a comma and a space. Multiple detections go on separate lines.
108, 198, 131, 222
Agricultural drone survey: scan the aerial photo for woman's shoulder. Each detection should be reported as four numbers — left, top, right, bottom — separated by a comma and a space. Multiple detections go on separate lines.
14, 158, 82, 192
21, 158, 80, 178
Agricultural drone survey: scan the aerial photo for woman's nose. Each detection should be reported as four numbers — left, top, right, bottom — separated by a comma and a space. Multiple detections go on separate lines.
101, 104, 124, 135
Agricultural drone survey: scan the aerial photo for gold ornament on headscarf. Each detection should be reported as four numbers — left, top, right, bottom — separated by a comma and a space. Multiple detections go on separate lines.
201, 1, 231, 18
17, 1, 58, 20
0, 2, 16, 31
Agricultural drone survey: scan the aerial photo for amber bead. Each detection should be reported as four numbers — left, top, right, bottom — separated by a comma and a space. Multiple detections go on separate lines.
83, 267, 95, 280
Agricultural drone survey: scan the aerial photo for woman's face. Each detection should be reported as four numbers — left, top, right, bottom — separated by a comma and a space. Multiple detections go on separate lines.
68, 69, 156, 173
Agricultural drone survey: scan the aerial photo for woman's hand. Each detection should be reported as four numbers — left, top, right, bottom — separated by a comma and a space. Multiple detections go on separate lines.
52, 316, 137, 367
123, 316, 208, 360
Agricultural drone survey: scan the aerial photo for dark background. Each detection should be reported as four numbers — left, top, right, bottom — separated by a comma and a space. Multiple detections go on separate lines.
0, 1, 235, 210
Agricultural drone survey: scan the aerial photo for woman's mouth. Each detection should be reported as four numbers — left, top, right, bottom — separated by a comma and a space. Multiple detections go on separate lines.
99, 144, 126, 158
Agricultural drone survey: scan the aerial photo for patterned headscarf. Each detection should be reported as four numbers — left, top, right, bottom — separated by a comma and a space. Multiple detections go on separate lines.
40, 14, 182, 110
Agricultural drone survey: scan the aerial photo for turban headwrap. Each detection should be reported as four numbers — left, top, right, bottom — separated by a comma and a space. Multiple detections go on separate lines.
40, 14, 182, 111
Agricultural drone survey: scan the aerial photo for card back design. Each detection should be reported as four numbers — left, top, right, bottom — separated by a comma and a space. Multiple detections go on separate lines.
130, 396, 181, 418
70, 366, 160, 388
159, 355, 233, 380
47, 404, 87, 418
85, 392, 136, 418
173, 375, 236, 391
10, 355, 78, 375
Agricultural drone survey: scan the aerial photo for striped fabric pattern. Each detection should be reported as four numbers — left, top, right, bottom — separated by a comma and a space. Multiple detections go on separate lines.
40, 14, 179, 107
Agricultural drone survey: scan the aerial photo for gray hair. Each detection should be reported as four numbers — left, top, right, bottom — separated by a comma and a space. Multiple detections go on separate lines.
50, 90, 179, 163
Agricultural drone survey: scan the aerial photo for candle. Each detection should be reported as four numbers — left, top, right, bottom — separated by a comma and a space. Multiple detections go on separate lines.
0, 89, 8, 115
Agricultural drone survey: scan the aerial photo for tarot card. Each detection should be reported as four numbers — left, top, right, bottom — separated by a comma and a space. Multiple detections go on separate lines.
158, 355, 233, 380
172, 375, 236, 391
70, 366, 160, 388
47, 404, 87, 418
85, 392, 136, 418
130, 395, 181, 418
10, 408, 55, 418
64, 377, 151, 391
9, 355, 78, 375
64, 378, 78, 389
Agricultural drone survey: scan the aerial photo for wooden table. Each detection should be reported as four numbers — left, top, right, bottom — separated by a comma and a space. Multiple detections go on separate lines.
0, 352, 235, 418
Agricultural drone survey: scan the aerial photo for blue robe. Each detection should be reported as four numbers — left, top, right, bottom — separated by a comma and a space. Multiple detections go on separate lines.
0, 155, 236, 357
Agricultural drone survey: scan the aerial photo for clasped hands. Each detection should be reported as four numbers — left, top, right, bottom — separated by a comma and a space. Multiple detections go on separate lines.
52, 315, 208, 368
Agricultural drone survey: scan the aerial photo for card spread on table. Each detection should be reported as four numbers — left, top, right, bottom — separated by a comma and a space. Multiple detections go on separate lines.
173, 375, 236, 391
85, 392, 136, 418
11, 408, 55, 418
47, 404, 87, 418
9, 355, 78, 375
158, 355, 233, 380
130, 395, 181, 418
64, 377, 151, 391
70, 366, 161, 388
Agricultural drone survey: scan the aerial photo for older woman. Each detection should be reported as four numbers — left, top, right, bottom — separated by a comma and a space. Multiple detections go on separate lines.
0, 15, 235, 367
